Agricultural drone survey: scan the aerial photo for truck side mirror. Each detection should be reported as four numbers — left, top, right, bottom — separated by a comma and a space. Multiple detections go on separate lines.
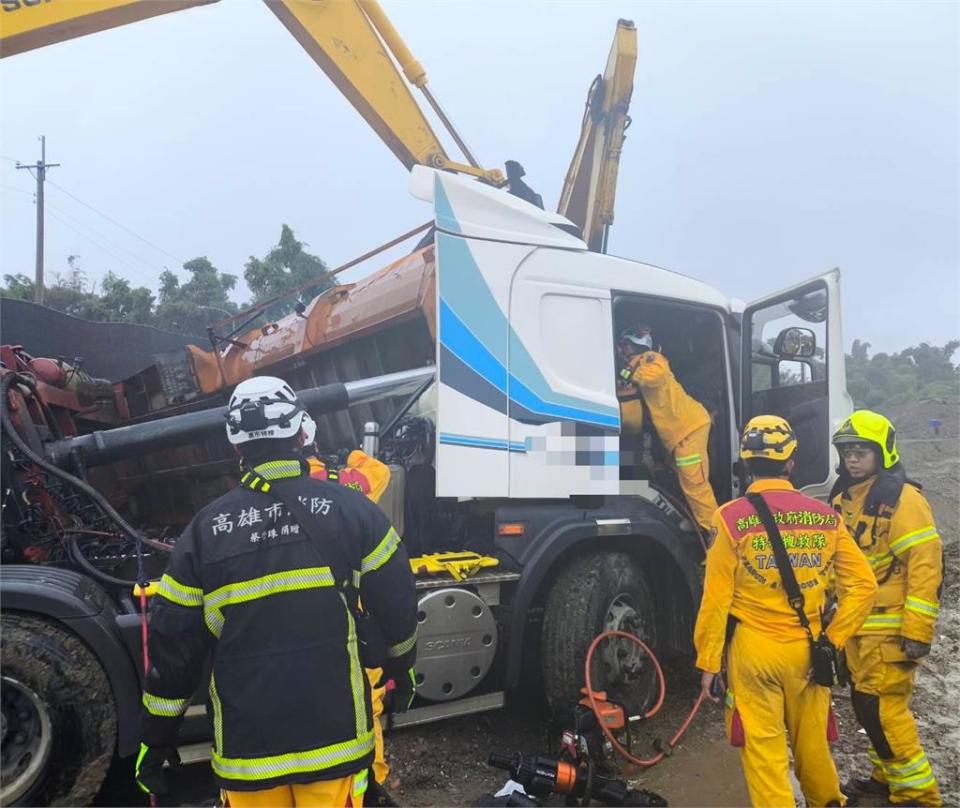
773, 327, 816, 358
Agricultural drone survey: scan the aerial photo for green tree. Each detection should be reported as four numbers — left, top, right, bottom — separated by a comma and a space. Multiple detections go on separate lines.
1, 263, 157, 326
244, 224, 332, 315
98, 272, 156, 324
154, 257, 239, 334
2, 267, 102, 320
0, 273, 35, 301
845, 340, 959, 408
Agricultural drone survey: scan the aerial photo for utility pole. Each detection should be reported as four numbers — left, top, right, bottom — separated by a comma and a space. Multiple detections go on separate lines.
17, 136, 60, 305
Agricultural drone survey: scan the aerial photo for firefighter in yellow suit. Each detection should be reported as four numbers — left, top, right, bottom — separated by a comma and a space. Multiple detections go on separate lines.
302, 416, 394, 790
695, 415, 877, 807
617, 325, 718, 531
831, 411, 943, 806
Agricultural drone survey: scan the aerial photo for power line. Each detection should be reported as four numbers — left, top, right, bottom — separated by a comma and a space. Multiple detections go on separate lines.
0, 184, 34, 196
45, 206, 156, 285
45, 177, 184, 265
4, 190, 164, 286
45, 198, 166, 281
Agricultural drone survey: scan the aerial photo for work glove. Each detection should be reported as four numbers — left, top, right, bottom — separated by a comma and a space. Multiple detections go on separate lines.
902, 638, 931, 660
382, 666, 417, 714
135, 743, 180, 796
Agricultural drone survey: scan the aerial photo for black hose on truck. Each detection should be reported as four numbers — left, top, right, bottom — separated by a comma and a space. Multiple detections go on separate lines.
1, 371, 168, 589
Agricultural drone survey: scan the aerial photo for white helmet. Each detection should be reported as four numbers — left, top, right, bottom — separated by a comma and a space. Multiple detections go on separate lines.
619, 325, 654, 352
225, 376, 305, 445
301, 412, 317, 448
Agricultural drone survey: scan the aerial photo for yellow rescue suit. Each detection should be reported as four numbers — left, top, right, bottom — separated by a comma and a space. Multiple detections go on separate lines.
832, 477, 943, 806
308, 450, 392, 787
695, 478, 877, 807
616, 381, 645, 438
623, 351, 718, 530
225, 771, 368, 807
307, 450, 391, 503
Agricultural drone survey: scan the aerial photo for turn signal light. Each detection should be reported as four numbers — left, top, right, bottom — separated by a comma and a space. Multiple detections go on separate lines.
498, 523, 525, 536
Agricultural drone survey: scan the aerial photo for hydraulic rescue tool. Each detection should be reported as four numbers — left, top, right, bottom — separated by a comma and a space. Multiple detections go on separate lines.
487, 751, 666, 807
484, 684, 668, 807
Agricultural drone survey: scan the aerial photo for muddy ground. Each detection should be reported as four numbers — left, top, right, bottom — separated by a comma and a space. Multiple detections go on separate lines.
386, 399, 960, 807
99, 398, 959, 807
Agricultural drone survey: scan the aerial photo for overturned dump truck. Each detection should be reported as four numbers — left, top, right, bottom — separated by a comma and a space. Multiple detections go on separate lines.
0, 167, 853, 805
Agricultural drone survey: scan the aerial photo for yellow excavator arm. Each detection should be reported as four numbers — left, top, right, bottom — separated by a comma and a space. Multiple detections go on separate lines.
0, 0, 217, 56
0, 0, 504, 184
557, 19, 637, 252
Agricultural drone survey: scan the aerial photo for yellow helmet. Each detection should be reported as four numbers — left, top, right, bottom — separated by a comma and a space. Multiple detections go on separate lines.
832, 410, 899, 469
740, 414, 798, 461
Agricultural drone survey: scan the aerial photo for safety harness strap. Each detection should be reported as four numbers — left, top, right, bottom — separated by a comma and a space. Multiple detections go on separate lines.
746, 492, 812, 637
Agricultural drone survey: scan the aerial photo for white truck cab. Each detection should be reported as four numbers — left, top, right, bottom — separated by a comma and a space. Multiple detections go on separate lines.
412, 165, 853, 503
370, 167, 856, 723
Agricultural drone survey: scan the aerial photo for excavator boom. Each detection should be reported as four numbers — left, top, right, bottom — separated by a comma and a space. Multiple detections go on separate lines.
1, 0, 502, 180
263, 0, 448, 171
0, 0, 217, 57
3, 4, 638, 221
557, 19, 637, 252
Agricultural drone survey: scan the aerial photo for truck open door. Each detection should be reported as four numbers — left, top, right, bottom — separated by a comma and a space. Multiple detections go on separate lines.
741, 268, 854, 498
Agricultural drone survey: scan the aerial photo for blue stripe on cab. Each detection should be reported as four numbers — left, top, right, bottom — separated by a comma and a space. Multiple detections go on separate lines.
440, 300, 618, 430
508, 374, 620, 429
439, 297, 507, 392
439, 433, 527, 453
435, 193, 618, 431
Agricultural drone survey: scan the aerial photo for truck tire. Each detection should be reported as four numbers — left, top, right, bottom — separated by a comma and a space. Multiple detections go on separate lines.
0, 613, 117, 807
541, 551, 658, 718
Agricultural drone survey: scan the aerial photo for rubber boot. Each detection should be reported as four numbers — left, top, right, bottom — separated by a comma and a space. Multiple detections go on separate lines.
845, 776, 889, 800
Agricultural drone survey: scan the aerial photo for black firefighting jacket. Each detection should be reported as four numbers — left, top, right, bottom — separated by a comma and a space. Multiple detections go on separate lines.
140, 456, 418, 791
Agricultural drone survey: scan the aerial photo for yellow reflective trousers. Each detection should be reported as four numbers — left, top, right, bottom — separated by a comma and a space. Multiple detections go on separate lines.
727, 624, 844, 807
846, 635, 941, 806
224, 769, 367, 807
367, 667, 389, 784
673, 423, 718, 531
622, 351, 717, 531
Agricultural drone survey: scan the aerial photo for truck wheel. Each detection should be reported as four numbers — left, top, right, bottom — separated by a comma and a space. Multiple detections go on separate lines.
0, 613, 116, 807
542, 551, 658, 718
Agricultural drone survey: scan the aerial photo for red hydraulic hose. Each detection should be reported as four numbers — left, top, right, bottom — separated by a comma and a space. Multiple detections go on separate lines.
583, 630, 706, 769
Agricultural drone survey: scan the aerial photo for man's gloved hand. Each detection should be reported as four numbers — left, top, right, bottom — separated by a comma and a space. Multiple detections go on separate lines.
135, 743, 180, 796
902, 638, 931, 660
382, 667, 417, 714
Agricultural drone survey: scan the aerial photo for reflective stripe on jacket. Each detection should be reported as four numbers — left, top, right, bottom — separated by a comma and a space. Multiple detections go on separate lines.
694, 478, 877, 674
140, 455, 418, 791
832, 477, 942, 644
625, 351, 710, 451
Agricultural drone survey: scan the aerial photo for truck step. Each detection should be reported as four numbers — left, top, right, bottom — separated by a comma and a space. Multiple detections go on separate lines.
415, 570, 520, 590
389, 691, 505, 729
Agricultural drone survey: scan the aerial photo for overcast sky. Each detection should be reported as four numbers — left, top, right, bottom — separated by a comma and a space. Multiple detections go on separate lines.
1, 0, 956, 354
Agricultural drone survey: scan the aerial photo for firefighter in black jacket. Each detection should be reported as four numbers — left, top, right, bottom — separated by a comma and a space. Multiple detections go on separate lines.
135, 376, 419, 807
